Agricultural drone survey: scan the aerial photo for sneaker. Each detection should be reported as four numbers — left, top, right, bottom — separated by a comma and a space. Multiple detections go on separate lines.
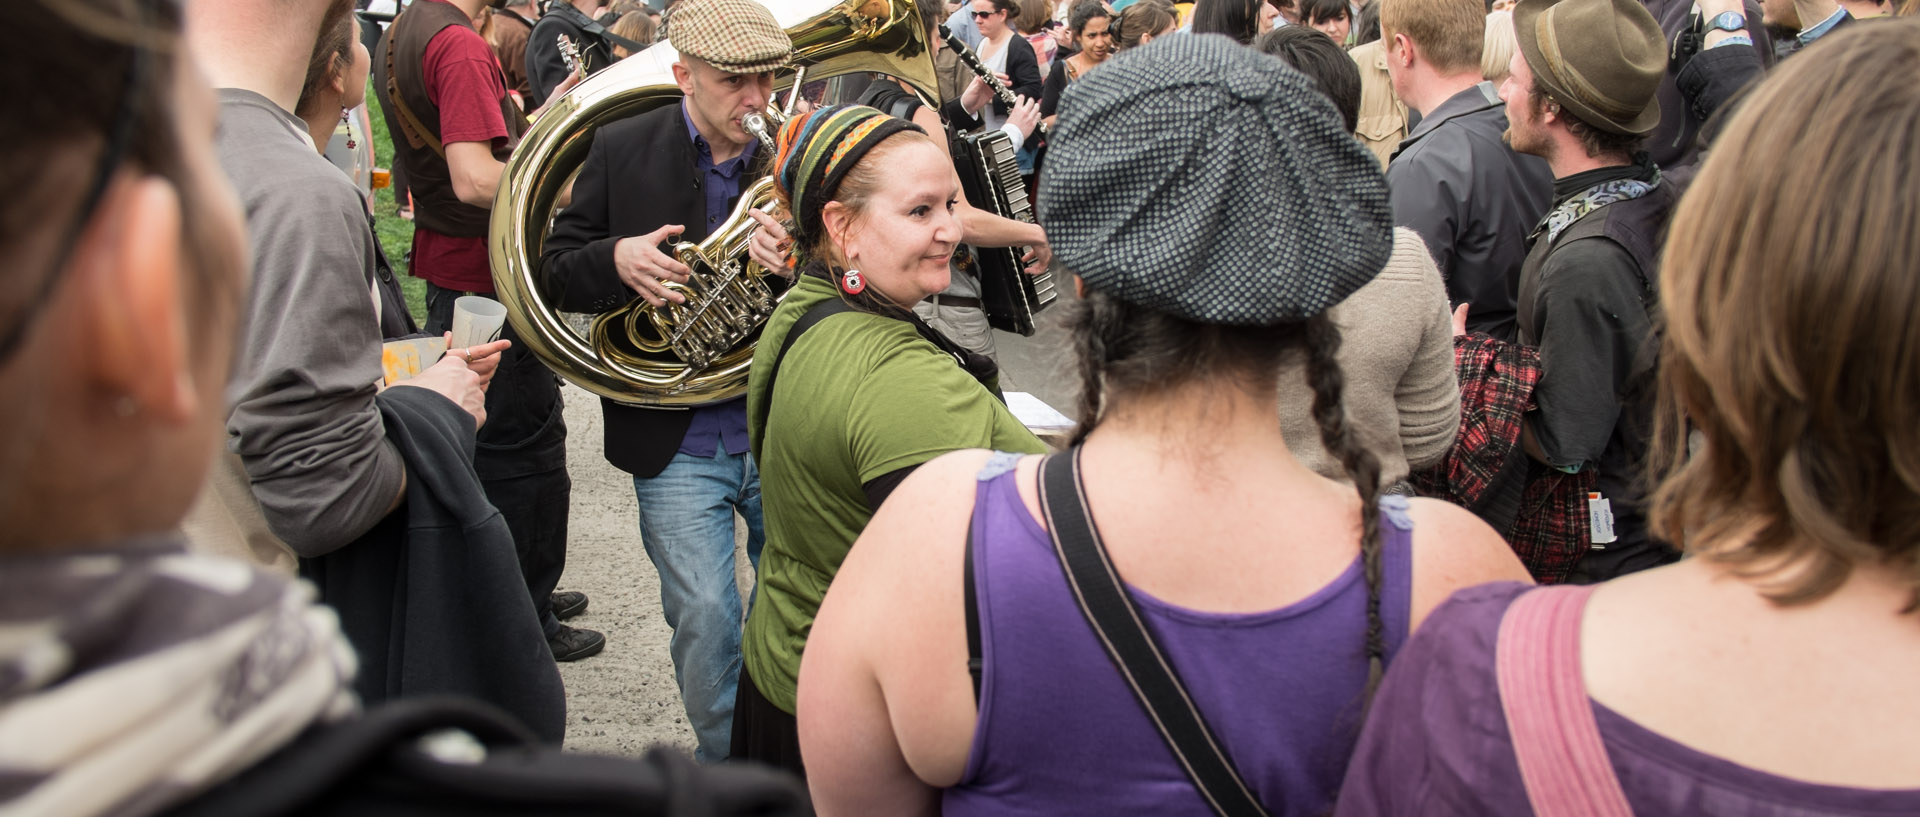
548, 625, 605, 662
551, 590, 589, 621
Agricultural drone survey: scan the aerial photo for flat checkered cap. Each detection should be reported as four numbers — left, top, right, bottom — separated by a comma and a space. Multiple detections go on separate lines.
667, 0, 791, 74
1037, 34, 1394, 325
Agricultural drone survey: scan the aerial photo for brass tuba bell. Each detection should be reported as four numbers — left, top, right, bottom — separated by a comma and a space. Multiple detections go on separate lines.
489, 0, 940, 407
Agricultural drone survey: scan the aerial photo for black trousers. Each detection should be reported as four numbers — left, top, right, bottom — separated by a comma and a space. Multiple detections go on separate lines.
426, 283, 571, 637
730, 663, 805, 777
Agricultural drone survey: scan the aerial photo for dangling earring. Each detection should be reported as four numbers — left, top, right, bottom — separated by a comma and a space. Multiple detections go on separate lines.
342, 108, 357, 151
839, 267, 866, 296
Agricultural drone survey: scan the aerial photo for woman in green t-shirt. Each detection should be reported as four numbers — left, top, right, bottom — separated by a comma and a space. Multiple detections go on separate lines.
733, 105, 1047, 771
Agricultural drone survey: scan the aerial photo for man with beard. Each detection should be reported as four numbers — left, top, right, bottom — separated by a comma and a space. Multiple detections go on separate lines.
1499, 0, 1678, 581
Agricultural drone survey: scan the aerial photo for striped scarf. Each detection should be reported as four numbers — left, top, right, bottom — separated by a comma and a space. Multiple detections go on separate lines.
0, 541, 356, 817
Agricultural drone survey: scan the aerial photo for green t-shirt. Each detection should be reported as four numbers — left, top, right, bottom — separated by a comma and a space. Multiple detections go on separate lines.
742, 275, 1046, 714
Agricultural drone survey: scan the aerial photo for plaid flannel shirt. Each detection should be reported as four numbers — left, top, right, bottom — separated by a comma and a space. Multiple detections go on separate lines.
1411, 333, 1593, 583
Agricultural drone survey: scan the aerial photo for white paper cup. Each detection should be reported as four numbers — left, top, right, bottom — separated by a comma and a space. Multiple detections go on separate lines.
451, 296, 508, 349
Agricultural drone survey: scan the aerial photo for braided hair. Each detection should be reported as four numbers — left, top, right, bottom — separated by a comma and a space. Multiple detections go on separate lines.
1066, 291, 1387, 696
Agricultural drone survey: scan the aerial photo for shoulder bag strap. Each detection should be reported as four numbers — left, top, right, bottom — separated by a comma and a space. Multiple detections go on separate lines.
383, 18, 447, 158
767, 296, 856, 398
1496, 585, 1633, 817
1037, 449, 1271, 817
965, 515, 983, 702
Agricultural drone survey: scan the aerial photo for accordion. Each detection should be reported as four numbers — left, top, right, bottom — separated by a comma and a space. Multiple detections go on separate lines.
950, 130, 1057, 336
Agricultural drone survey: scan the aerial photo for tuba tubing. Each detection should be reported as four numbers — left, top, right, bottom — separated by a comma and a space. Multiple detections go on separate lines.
489, 0, 940, 407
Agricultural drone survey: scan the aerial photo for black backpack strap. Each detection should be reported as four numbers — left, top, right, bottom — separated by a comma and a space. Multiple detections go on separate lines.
1037, 449, 1272, 817
770, 297, 856, 387
965, 516, 983, 703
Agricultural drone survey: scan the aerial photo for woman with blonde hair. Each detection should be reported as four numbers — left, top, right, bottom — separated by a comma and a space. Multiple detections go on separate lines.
734, 105, 1047, 773
1338, 20, 1920, 815
1481, 10, 1514, 83
1114, 0, 1178, 50
609, 10, 655, 58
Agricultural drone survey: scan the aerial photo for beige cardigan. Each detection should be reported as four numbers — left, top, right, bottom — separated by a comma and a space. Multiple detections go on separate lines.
1280, 228, 1459, 486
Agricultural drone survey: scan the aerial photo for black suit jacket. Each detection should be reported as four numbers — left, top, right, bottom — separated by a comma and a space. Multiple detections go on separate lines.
540, 104, 755, 478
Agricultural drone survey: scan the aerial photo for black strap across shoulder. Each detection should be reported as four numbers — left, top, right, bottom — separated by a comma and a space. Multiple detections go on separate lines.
770, 296, 856, 382
1037, 449, 1272, 817
965, 517, 983, 703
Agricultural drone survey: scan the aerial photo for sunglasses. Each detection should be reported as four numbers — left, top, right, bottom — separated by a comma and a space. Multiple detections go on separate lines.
971, 9, 1000, 17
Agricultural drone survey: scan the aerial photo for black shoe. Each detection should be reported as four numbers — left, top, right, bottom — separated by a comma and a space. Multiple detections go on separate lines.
550, 590, 589, 621
548, 625, 605, 662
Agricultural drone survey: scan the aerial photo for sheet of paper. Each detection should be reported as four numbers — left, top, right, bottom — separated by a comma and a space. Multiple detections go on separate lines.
381, 336, 447, 386
1005, 391, 1074, 432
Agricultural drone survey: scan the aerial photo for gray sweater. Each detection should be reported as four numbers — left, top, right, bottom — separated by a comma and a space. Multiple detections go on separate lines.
215, 89, 404, 557
1281, 228, 1459, 486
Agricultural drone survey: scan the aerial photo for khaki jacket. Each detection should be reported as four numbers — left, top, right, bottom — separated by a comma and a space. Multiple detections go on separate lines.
1349, 40, 1407, 169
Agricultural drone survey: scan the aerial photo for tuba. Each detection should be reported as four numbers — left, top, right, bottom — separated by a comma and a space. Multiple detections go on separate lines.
489, 0, 940, 407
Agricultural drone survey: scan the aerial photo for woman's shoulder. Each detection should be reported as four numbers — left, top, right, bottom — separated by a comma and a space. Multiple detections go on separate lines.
1403, 498, 1534, 626
1380, 228, 1444, 282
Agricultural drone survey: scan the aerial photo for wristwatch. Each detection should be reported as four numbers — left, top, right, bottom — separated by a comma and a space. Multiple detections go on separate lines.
1704, 10, 1747, 32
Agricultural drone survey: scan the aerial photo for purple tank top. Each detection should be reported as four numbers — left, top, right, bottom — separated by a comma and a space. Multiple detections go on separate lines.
942, 453, 1418, 817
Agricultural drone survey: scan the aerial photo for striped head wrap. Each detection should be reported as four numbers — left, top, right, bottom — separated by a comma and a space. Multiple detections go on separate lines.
774, 104, 925, 258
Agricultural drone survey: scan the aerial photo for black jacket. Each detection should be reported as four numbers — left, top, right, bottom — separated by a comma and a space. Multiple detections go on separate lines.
525, 3, 616, 110
299, 386, 567, 743
539, 104, 756, 477
164, 697, 810, 817
1642, 0, 1774, 174
1385, 82, 1554, 344
948, 35, 1044, 130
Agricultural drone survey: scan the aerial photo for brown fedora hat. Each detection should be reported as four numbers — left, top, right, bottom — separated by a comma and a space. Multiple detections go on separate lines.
1512, 0, 1666, 135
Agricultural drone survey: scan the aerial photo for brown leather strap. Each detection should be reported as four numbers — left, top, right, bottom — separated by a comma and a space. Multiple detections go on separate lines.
385, 30, 445, 158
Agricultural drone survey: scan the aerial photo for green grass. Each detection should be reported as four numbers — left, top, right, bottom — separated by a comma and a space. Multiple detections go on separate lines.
365, 81, 429, 326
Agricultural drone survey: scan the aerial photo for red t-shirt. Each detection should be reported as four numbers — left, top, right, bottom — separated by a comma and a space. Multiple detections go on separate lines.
411, 5, 511, 293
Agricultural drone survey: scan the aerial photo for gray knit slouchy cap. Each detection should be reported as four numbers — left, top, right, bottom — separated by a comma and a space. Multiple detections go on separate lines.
1037, 33, 1394, 326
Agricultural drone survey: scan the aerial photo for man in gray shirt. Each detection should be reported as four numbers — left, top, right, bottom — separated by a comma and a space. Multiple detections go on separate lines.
185, 0, 500, 563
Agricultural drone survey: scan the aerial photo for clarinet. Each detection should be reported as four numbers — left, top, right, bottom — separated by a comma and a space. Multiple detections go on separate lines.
938, 25, 1047, 136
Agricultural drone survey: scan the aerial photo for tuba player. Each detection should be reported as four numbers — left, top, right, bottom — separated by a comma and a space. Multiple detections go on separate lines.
537, 0, 790, 763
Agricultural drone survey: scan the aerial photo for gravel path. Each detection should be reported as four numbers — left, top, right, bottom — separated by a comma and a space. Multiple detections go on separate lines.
551, 284, 1081, 756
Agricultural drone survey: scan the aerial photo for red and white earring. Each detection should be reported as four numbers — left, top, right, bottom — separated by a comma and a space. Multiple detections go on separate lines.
840, 268, 866, 295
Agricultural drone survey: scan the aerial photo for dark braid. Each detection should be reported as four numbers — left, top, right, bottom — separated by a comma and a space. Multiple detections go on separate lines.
1303, 313, 1387, 700
1065, 289, 1122, 445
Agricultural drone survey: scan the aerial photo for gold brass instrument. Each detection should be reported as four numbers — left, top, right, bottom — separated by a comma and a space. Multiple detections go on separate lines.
489, 0, 939, 407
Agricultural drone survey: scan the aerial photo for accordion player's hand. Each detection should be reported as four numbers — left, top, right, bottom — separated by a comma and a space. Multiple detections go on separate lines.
1022, 241, 1052, 277
748, 208, 797, 280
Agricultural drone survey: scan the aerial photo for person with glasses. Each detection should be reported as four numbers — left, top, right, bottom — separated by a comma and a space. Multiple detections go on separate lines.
961, 0, 1045, 146
1041, 0, 1113, 129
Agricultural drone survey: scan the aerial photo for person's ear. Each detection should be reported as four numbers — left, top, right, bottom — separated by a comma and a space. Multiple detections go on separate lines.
822, 200, 856, 260
1391, 32, 1413, 66
328, 54, 347, 98
74, 176, 196, 424
672, 60, 695, 96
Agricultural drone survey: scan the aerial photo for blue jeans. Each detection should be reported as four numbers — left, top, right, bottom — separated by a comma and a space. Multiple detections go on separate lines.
632, 448, 765, 762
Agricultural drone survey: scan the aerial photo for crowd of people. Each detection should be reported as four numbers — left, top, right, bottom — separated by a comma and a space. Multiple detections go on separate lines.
4, 0, 1920, 814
